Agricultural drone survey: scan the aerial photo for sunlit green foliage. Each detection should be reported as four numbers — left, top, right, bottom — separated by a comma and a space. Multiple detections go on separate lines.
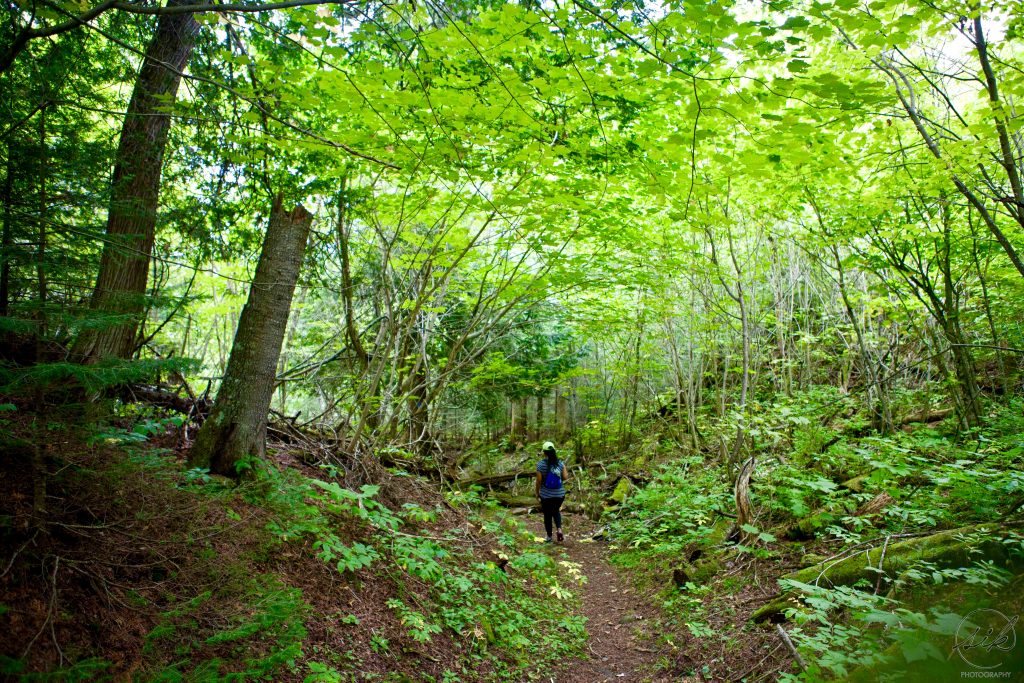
3, 0, 1024, 678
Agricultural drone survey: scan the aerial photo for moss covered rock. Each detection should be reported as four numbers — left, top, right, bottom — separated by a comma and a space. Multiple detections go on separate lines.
672, 557, 723, 587
606, 477, 631, 506
691, 558, 722, 583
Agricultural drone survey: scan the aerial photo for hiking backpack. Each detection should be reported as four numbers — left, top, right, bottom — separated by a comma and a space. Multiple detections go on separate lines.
543, 462, 562, 489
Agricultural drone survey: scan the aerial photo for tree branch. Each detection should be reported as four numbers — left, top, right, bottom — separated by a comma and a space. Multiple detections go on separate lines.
2, 0, 355, 72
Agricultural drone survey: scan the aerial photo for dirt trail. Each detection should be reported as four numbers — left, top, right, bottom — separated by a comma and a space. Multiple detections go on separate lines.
549, 522, 678, 683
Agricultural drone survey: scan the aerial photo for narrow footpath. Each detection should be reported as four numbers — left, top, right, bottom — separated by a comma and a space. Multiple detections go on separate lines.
549, 523, 680, 683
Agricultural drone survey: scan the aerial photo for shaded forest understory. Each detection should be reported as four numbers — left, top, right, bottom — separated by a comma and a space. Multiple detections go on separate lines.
2, 388, 1024, 682
3, 0, 1024, 679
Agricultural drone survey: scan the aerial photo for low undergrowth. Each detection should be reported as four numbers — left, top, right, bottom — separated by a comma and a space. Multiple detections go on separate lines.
0, 402, 587, 681
601, 391, 1024, 681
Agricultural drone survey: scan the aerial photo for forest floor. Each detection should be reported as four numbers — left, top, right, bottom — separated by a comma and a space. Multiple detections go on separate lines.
2, 408, 695, 682
545, 517, 680, 683
6, 403, 1024, 682
534, 510, 804, 683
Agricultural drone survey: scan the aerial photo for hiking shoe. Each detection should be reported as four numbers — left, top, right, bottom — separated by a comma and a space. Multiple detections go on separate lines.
544, 536, 553, 543
556, 530, 564, 543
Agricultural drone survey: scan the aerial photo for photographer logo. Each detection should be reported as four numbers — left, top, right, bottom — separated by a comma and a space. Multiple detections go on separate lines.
953, 608, 1018, 676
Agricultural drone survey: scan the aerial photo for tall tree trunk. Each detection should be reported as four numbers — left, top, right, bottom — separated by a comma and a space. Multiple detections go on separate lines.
189, 197, 312, 477
407, 355, 429, 453
74, 1, 199, 362
337, 177, 369, 371
535, 392, 543, 441
939, 216, 982, 429
35, 107, 47, 340
1, 143, 12, 319
510, 396, 526, 443
769, 239, 793, 396
717, 350, 730, 463
621, 294, 645, 451
276, 286, 306, 411
973, 16, 1024, 234
686, 337, 700, 450
832, 246, 893, 433
970, 218, 1008, 396
947, 335, 982, 429
730, 280, 749, 470
347, 326, 390, 453
554, 388, 571, 439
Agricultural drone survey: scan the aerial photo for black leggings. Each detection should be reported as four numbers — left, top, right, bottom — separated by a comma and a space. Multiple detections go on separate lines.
541, 496, 564, 536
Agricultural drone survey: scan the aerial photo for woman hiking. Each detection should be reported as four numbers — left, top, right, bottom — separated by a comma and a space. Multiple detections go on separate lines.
535, 441, 568, 543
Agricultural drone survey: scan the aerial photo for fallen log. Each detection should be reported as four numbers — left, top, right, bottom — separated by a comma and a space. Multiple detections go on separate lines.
509, 503, 587, 516
115, 384, 340, 451
493, 494, 539, 508
114, 383, 211, 416
454, 471, 534, 488
781, 490, 896, 541
900, 407, 954, 425
266, 420, 338, 450
751, 522, 1019, 623
780, 499, 858, 541
850, 407, 955, 437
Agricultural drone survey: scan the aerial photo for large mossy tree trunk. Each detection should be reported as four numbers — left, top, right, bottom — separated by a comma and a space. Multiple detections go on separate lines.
73, 0, 198, 363
189, 197, 313, 477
